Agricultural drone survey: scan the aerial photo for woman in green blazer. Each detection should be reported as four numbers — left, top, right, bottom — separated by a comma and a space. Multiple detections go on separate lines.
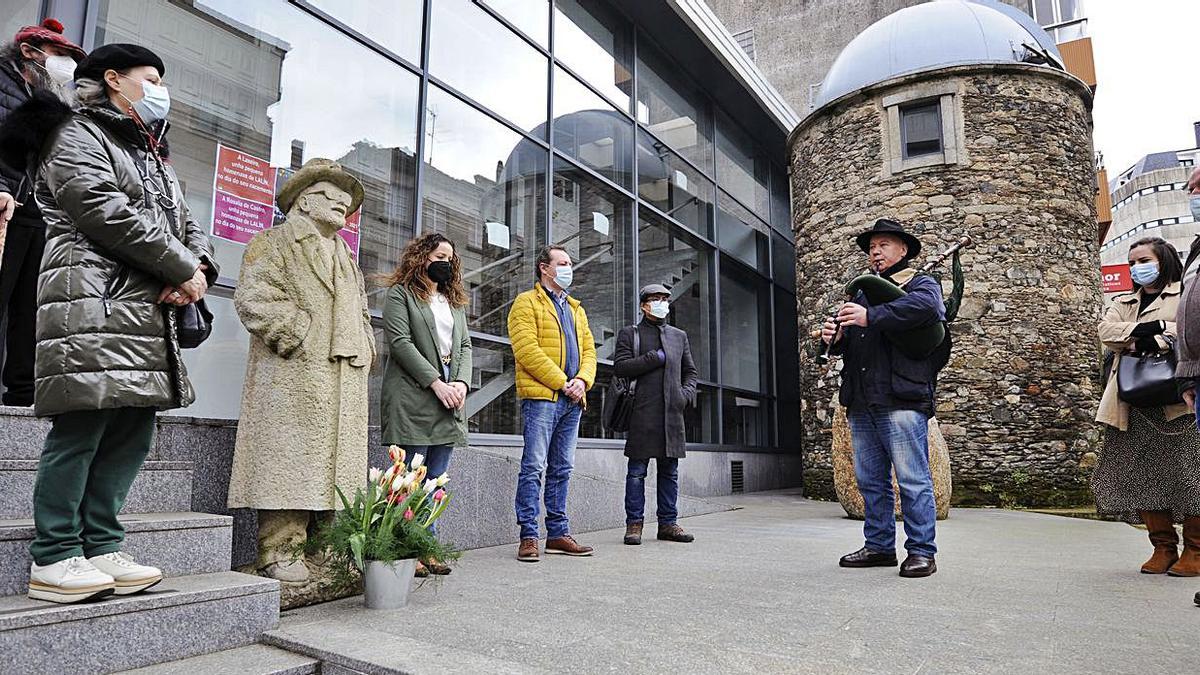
381, 233, 472, 575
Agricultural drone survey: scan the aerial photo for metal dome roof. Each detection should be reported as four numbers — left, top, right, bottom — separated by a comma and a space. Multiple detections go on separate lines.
813, 0, 1064, 110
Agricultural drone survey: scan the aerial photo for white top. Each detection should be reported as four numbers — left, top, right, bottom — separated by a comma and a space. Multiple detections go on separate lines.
430, 293, 455, 360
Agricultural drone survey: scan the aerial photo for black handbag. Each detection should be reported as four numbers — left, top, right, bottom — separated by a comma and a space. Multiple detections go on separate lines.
602, 329, 640, 432
1117, 338, 1181, 408
176, 299, 213, 349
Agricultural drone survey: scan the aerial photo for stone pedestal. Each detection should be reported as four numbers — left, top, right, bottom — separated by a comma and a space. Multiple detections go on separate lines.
831, 407, 952, 520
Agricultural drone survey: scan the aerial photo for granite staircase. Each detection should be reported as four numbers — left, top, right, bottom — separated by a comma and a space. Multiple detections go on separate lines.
0, 406, 285, 674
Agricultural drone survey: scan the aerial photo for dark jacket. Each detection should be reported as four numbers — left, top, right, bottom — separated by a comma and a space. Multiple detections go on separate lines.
834, 268, 945, 416
381, 284, 473, 447
30, 99, 217, 416
0, 59, 43, 227
613, 318, 699, 459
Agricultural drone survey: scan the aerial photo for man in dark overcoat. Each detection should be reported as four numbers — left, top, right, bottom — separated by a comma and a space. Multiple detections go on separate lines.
613, 283, 699, 545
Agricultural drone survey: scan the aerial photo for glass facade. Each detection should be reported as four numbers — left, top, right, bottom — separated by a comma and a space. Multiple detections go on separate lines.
80, 0, 798, 451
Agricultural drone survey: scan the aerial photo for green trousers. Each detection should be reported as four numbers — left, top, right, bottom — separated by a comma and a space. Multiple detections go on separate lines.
29, 407, 157, 566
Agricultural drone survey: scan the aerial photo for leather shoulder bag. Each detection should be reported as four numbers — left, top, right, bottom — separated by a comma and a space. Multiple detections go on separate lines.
602, 328, 640, 433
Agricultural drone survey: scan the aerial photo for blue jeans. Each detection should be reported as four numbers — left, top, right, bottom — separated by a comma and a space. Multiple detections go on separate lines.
516, 398, 582, 540
625, 457, 680, 525
405, 444, 453, 534
848, 408, 937, 557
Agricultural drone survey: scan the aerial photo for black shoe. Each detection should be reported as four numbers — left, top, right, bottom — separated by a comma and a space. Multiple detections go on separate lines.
839, 547, 898, 568
1194, 592, 1199, 607
899, 554, 937, 578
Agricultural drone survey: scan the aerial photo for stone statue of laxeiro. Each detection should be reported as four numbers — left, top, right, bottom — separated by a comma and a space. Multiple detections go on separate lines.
227, 158, 376, 583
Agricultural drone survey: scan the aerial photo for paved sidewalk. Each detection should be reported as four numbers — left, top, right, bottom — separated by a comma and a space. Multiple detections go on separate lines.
269, 491, 1196, 674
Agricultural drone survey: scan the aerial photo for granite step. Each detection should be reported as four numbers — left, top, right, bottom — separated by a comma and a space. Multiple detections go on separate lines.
0, 405, 49, 459
0, 459, 193, 518
0, 512, 233, 596
0, 571, 279, 673
118, 644, 317, 675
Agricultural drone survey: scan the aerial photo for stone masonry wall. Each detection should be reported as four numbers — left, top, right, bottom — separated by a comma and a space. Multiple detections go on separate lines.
790, 66, 1101, 507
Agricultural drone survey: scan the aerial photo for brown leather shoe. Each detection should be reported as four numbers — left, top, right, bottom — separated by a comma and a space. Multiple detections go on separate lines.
624, 523, 643, 546
423, 557, 452, 575
657, 524, 694, 543
517, 538, 540, 563
1168, 516, 1200, 577
1140, 510, 1179, 574
545, 535, 593, 556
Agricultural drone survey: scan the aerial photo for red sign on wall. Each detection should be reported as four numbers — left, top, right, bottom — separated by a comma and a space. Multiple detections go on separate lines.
1101, 264, 1132, 294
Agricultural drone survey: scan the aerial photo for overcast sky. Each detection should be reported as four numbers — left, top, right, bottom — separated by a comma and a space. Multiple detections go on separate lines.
1089, 0, 1200, 177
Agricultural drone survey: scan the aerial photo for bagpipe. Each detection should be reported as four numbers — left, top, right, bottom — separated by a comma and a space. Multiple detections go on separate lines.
814, 235, 972, 364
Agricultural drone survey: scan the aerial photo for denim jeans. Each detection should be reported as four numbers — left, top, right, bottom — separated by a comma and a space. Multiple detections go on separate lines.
405, 444, 453, 534
848, 407, 937, 557
625, 457, 680, 525
515, 398, 582, 540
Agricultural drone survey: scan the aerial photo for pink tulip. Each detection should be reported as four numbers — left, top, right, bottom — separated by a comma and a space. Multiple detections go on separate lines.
403, 509, 415, 521
432, 489, 446, 502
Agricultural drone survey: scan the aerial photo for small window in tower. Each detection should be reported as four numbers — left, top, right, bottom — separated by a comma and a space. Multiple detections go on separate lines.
900, 101, 942, 159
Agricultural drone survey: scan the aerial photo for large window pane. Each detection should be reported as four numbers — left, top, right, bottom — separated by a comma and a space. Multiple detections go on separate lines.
772, 232, 796, 293
422, 85, 546, 336
579, 367, 619, 439
770, 163, 790, 234
635, 40, 713, 174
465, 338, 522, 435
774, 290, 800, 450
554, 0, 633, 112
716, 113, 769, 215
719, 259, 770, 392
722, 391, 769, 448
637, 129, 714, 238
2, 2, 41, 47
305, 0, 422, 65
717, 191, 769, 273
685, 385, 718, 443
97, 0, 420, 305
430, 0, 548, 135
481, 0, 549, 46
553, 67, 634, 188
550, 159, 634, 360
638, 210, 714, 379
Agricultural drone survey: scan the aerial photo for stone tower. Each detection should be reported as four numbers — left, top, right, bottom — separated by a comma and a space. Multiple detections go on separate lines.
790, 0, 1101, 506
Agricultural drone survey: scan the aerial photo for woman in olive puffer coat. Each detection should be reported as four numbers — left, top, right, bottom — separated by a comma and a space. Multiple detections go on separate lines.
9, 44, 217, 604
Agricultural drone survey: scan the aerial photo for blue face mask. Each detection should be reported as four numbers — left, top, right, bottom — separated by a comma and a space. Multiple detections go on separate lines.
1130, 262, 1160, 287
552, 265, 573, 290
1190, 194, 1200, 222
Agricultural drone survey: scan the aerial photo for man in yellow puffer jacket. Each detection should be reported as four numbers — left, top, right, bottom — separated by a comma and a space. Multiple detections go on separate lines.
508, 245, 597, 563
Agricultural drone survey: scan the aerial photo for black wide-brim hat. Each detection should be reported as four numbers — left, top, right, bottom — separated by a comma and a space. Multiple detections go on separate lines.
74, 43, 165, 82
855, 218, 921, 259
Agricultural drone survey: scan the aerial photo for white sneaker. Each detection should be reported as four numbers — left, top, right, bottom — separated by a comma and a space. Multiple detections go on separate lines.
87, 551, 163, 595
29, 556, 116, 604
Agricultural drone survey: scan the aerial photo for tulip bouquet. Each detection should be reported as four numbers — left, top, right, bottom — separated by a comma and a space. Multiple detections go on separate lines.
312, 445, 457, 579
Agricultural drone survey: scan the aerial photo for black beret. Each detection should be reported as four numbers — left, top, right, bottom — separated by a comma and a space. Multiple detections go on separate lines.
74, 43, 165, 82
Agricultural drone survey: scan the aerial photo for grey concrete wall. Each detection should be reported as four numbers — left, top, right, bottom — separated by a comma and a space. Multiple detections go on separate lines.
706, 0, 1034, 113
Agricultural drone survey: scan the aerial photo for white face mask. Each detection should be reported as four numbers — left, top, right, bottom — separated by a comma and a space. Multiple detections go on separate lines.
28, 47, 76, 84
118, 75, 171, 123
648, 300, 670, 319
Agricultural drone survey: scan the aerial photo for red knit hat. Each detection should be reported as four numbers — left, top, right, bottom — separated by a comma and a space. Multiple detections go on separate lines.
13, 19, 86, 62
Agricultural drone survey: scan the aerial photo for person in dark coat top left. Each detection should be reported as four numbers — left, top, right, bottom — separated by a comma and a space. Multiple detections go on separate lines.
613, 283, 699, 546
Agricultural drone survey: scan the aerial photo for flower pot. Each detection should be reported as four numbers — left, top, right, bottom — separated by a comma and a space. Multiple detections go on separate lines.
363, 559, 418, 609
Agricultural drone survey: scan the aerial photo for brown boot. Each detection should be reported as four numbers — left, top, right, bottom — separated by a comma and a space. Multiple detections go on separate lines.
1140, 510, 1179, 574
657, 523, 694, 543
624, 523, 643, 546
1168, 516, 1200, 577
545, 535, 594, 556
517, 538, 540, 563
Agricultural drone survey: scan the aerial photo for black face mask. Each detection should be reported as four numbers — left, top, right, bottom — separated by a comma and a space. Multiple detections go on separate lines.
426, 260, 453, 284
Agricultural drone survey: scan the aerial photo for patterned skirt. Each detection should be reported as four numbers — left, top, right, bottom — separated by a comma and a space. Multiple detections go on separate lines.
1093, 407, 1200, 523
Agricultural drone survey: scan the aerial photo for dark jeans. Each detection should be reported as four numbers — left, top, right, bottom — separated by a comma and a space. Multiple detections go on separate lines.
515, 397, 581, 540
30, 407, 156, 565
624, 457, 680, 525
405, 444, 452, 534
0, 225, 44, 406
848, 407, 937, 557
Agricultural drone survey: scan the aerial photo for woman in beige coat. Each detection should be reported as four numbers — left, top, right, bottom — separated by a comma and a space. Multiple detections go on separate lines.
1094, 236, 1200, 576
